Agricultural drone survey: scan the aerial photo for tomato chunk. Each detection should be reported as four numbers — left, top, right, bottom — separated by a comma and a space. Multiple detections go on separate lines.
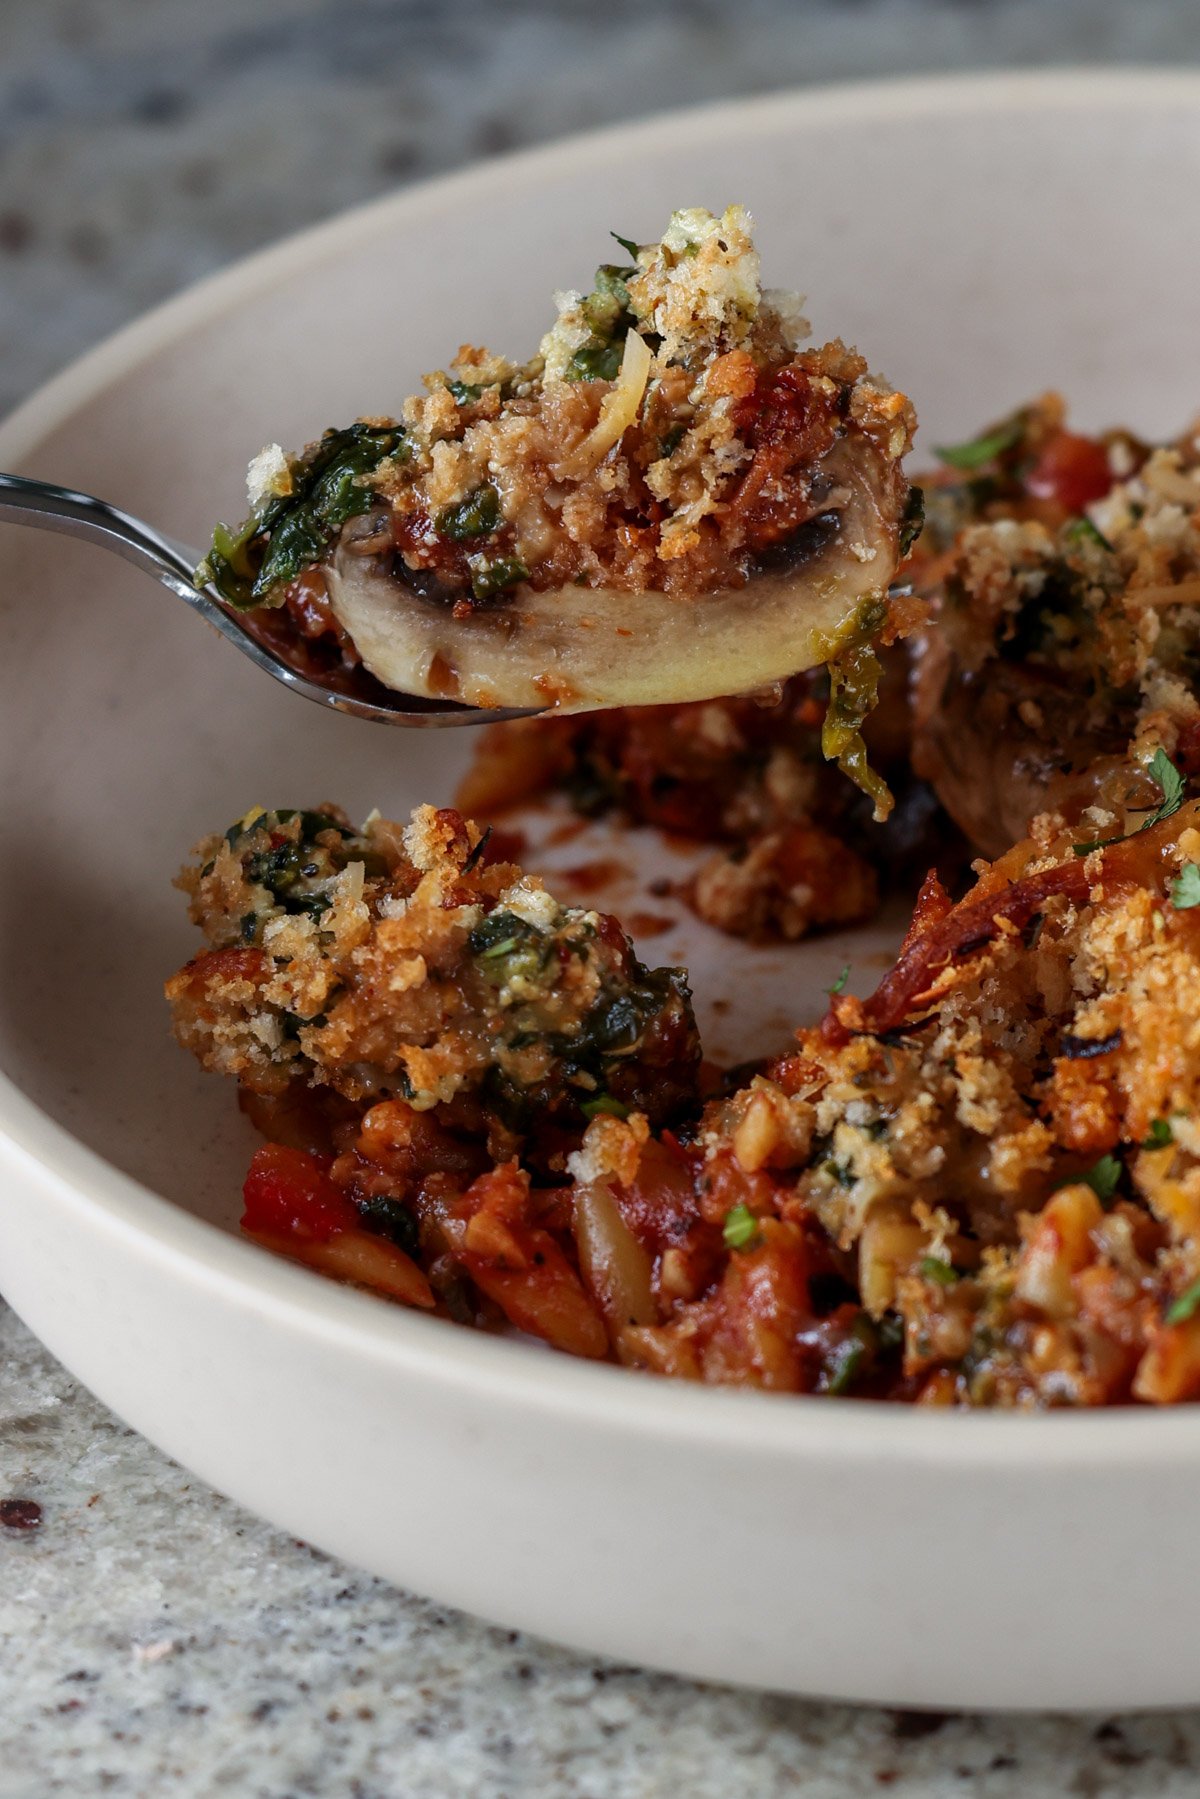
242, 1143, 360, 1242
1025, 431, 1112, 513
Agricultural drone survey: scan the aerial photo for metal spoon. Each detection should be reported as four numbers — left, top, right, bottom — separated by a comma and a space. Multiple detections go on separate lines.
0, 472, 538, 726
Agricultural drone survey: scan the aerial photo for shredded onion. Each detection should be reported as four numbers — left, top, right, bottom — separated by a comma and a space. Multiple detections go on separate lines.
574, 1177, 657, 1333
554, 330, 652, 480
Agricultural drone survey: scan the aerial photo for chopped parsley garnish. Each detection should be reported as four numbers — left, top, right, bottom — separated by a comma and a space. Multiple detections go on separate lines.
823, 1336, 866, 1396
1142, 1117, 1175, 1150
818, 1314, 900, 1396
1073, 749, 1187, 856
918, 1256, 958, 1286
934, 417, 1025, 472
581, 1094, 630, 1121
827, 964, 851, 997
723, 1203, 759, 1251
1065, 515, 1113, 553
1083, 1153, 1122, 1205
1166, 1278, 1200, 1327
1170, 862, 1200, 910
1144, 747, 1187, 826
610, 232, 641, 260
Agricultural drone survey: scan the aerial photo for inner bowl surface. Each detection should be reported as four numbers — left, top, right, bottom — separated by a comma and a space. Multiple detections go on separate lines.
4, 72, 1200, 1710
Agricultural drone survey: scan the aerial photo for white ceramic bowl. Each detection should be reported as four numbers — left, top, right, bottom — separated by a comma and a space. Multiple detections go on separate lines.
4, 72, 1200, 1712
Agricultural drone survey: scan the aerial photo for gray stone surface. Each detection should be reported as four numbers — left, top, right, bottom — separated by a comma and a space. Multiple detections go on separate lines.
6, 1294, 1200, 1798
5, 3, 1200, 1793
3, 0, 1200, 415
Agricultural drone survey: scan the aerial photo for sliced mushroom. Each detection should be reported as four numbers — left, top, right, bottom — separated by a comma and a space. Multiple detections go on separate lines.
326, 443, 906, 713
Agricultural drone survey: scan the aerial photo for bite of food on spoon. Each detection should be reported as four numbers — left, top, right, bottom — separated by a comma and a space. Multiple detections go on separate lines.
197, 206, 921, 805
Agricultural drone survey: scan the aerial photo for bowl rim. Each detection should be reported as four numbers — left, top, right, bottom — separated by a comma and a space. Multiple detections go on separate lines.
6, 64, 1200, 1463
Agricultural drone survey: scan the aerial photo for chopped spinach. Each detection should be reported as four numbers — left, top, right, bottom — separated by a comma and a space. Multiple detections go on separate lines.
898, 484, 925, 557
470, 911, 553, 989
355, 1194, 420, 1257
291, 893, 333, 922
470, 910, 539, 958
567, 341, 624, 383
565, 259, 638, 384
435, 483, 501, 542
469, 555, 528, 601
822, 599, 893, 819
581, 264, 634, 337
233, 809, 359, 921
197, 422, 406, 609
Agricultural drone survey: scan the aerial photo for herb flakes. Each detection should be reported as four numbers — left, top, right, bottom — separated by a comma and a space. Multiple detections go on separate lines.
1170, 863, 1200, 910
934, 417, 1025, 472
581, 1094, 630, 1121
1083, 1153, 1122, 1206
1073, 749, 1187, 856
1166, 1278, 1200, 1327
723, 1203, 759, 1251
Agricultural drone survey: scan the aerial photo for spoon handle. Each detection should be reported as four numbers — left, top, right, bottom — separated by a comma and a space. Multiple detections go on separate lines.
0, 471, 199, 600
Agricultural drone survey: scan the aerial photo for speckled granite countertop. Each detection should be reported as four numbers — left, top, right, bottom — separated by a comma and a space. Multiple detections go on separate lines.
8, 1294, 1200, 1798
6, 4, 1200, 1793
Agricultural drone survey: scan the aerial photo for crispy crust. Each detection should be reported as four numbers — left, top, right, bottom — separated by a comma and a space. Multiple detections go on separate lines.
167, 804, 699, 1144
169, 782, 1200, 1405
173, 395, 1200, 1405
209, 208, 915, 641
